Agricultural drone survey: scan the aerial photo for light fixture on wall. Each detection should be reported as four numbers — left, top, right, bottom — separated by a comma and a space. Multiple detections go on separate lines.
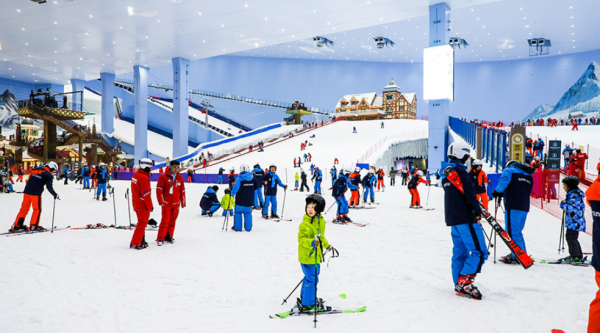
528, 38, 551, 56
449, 38, 468, 49
313, 36, 334, 48
374, 37, 395, 49
30, 0, 47, 3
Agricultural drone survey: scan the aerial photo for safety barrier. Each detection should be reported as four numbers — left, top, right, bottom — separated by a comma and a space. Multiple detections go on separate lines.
358, 130, 428, 163
450, 117, 507, 173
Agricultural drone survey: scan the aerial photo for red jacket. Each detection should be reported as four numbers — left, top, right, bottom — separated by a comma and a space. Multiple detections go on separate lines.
156, 171, 186, 206
573, 152, 588, 168
132, 169, 154, 211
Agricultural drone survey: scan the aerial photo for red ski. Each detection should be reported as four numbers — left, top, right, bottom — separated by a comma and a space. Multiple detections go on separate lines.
443, 166, 534, 269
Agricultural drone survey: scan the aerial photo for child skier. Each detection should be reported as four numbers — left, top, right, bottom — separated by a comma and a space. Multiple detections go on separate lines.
231, 164, 259, 231
362, 169, 377, 204
470, 159, 491, 210
221, 188, 235, 217
559, 176, 586, 263
441, 141, 487, 300
332, 168, 350, 223
294, 172, 299, 190
200, 186, 221, 217
408, 170, 429, 208
348, 167, 361, 208
297, 194, 332, 313
312, 166, 322, 194
262, 163, 287, 219
376, 168, 385, 192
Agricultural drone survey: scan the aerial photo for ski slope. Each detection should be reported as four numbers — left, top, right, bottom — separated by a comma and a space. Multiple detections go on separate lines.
0, 119, 596, 333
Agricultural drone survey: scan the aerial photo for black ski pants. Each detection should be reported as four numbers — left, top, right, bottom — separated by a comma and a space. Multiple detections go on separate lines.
566, 228, 583, 259
300, 181, 309, 192
401, 177, 407, 186
390, 177, 395, 186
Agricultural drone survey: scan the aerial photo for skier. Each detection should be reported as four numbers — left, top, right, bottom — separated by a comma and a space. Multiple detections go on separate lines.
63, 164, 70, 185
362, 169, 377, 204
312, 166, 322, 194
572, 119, 579, 131
389, 167, 396, 186
10, 161, 59, 232
310, 164, 315, 176
200, 186, 221, 217
130, 158, 154, 250
297, 194, 332, 313
252, 163, 265, 210
308, 153, 312, 162
536, 138, 545, 159
562, 144, 573, 171
156, 160, 186, 246
187, 168, 194, 183
573, 149, 588, 180
348, 167, 361, 208
231, 164, 259, 231
81, 164, 90, 189
376, 168, 385, 191
218, 167, 225, 184
17, 165, 24, 182
95, 163, 109, 201
401, 167, 408, 186
586, 175, 600, 332
90, 165, 98, 188
381, 121, 384, 129
492, 160, 535, 264
300, 169, 309, 192
294, 172, 299, 190
334, 158, 339, 164
221, 188, 235, 217
529, 156, 541, 168
558, 176, 586, 263
262, 163, 287, 219
332, 168, 350, 223
440, 141, 487, 300
408, 170, 429, 208
352, 126, 357, 133
469, 159, 491, 210
228, 168, 236, 189
330, 166, 337, 187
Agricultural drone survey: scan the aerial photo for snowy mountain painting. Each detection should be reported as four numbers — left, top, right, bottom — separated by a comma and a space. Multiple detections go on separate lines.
0, 89, 20, 127
523, 61, 600, 121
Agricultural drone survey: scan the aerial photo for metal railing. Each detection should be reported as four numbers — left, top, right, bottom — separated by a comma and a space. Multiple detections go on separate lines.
449, 117, 507, 173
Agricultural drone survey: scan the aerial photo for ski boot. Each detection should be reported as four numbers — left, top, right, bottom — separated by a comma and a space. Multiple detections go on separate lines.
262, 214, 269, 219
9, 224, 29, 233
102, 196, 107, 201
500, 254, 518, 264
343, 215, 353, 223
454, 274, 482, 300
333, 215, 342, 224
31, 225, 47, 232
156, 241, 164, 246
207, 211, 213, 217
271, 214, 280, 219
96, 196, 99, 201
409, 205, 417, 209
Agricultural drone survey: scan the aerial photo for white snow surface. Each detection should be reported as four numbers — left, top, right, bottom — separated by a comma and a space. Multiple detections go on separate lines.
2, 120, 597, 333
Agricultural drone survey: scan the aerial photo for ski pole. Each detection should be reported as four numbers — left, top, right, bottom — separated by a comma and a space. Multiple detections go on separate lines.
559, 211, 565, 254
222, 195, 233, 231
281, 188, 287, 219
281, 279, 304, 305
313, 235, 318, 328
125, 188, 132, 228
51, 198, 56, 233
426, 183, 431, 206
324, 201, 336, 215
111, 187, 117, 227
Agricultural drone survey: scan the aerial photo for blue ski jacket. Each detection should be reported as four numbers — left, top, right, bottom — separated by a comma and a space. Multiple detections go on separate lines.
231, 172, 259, 207
440, 160, 482, 227
252, 167, 265, 188
332, 176, 347, 197
560, 189, 586, 232
264, 171, 285, 195
495, 162, 534, 212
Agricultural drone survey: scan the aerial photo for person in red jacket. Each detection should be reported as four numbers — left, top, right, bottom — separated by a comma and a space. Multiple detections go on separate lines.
130, 158, 154, 250
408, 170, 430, 208
377, 168, 386, 191
572, 119, 579, 131
573, 149, 588, 179
156, 160, 186, 245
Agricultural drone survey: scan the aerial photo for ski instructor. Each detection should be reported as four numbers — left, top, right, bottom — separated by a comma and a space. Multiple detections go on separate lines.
156, 160, 186, 246
130, 158, 154, 250
441, 141, 487, 300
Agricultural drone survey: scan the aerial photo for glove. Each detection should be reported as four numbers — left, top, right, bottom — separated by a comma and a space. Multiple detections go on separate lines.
54, 194, 60, 200
284, 185, 288, 190
313, 240, 320, 248
492, 190, 504, 199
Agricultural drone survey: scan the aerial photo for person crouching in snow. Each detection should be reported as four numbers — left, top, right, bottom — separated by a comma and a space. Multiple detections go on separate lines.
559, 176, 586, 263
231, 164, 259, 231
408, 170, 429, 208
221, 188, 235, 218
200, 186, 221, 217
297, 194, 333, 313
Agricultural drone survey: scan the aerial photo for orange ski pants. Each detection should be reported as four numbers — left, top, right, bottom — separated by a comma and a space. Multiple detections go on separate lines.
409, 189, 420, 206
477, 193, 489, 211
349, 190, 360, 207
157, 204, 180, 241
14, 194, 42, 227
377, 179, 384, 190
131, 209, 150, 247
589, 270, 600, 333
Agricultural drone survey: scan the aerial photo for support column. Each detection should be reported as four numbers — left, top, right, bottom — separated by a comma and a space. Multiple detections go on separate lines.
172, 57, 190, 158
70, 79, 85, 111
133, 65, 149, 163
78, 136, 83, 168
100, 72, 115, 134
427, 2, 451, 172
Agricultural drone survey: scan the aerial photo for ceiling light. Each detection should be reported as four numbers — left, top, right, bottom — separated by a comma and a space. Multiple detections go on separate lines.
89, 14, 93, 18
265, 17, 268, 20
22, 28, 25, 31
198, 12, 202, 15
245, 4, 248, 7
17, 9, 21, 12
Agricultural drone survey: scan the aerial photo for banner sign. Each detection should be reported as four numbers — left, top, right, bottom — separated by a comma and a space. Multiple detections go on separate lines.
547, 140, 561, 171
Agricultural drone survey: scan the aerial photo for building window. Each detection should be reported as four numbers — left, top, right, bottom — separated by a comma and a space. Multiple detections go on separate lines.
386, 94, 393, 100
351, 100, 357, 105
399, 106, 405, 111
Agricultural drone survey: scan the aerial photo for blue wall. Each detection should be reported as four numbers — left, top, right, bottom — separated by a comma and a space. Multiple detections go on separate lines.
0, 78, 64, 101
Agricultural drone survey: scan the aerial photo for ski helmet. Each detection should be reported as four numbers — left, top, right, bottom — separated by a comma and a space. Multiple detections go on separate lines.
417, 170, 424, 176
473, 159, 483, 166
254, 163, 261, 169
240, 163, 250, 173
562, 176, 579, 189
534, 156, 540, 161
225, 188, 231, 194
99, 162, 106, 167
46, 161, 58, 172
447, 141, 471, 161
314, 166, 319, 169
305, 193, 326, 215
368, 169, 374, 174
269, 163, 277, 170
354, 166, 361, 172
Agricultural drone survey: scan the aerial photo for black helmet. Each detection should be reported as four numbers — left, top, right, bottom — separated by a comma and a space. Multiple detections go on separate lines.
305, 194, 326, 214
562, 176, 579, 189
212, 185, 219, 192
576, 149, 582, 153
225, 188, 231, 194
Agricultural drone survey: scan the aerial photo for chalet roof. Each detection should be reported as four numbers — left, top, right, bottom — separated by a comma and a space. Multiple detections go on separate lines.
336, 92, 377, 108
402, 93, 416, 103
383, 78, 401, 93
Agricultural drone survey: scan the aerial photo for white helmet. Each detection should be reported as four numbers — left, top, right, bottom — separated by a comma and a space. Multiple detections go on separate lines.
139, 158, 153, 170
368, 169, 374, 174
354, 166, 361, 172
473, 159, 483, 166
534, 156, 540, 161
240, 163, 250, 173
269, 163, 277, 170
447, 141, 471, 160
99, 162, 106, 167
417, 170, 424, 176
46, 161, 58, 172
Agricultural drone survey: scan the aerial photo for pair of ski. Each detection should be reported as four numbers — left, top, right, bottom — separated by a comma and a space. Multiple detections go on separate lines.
3, 226, 71, 237
410, 206, 435, 211
331, 220, 368, 227
272, 218, 293, 222
270, 294, 366, 319
349, 206, 376, 210
444, 167, 534, 269
534, 257, 591, 267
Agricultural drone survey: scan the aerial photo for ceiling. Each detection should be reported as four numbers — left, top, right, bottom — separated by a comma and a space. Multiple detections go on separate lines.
0, 0, 598, 85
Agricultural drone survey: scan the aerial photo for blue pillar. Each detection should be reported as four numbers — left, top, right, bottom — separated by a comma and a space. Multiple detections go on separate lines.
70, 79, 85, 111
100, 73, 115, 134
426, 2, 451, 172
134, 66, 149, 163
172, 57, 190, 158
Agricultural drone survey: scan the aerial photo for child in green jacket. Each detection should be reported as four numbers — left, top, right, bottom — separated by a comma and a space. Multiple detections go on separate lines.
297, 194, 332, 313
221, 188, 235, 216
294, 172, 299, 190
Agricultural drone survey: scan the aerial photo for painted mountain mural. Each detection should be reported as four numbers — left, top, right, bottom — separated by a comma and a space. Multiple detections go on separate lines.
523, 61, 600, 121
0, 89, 20, 127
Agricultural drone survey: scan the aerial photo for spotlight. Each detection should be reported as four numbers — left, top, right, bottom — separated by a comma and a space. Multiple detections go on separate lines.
373, 37, 395, 49
449, 38, 468, 49
30, 0, 47, 3
313, 36, 334, 48
528, 38, 551, 56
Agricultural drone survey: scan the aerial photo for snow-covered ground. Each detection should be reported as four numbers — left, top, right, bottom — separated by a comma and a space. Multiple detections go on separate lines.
1, 119, 596, 333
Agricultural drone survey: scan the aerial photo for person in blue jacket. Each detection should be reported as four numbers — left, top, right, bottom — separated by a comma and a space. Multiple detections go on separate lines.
200, 185, 221, 217
231, 164, 259, 231
81, 164, 91, 189
330, 166, 337, 187
310, 164, 315, 176
312, 166, 322, 194
262, 163, 287, 219
562, 144, 573, 171
362, 169, 377, 204
95, 163, 109, 201
218, 167, 225, 184
440, 141, 486, 300
492, 160, 535, 264
332, 167, 350, 223
536, 138, 545, 159
252, 163, 265, 210
559, 176, 586, 263
63, 164, 70, 185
